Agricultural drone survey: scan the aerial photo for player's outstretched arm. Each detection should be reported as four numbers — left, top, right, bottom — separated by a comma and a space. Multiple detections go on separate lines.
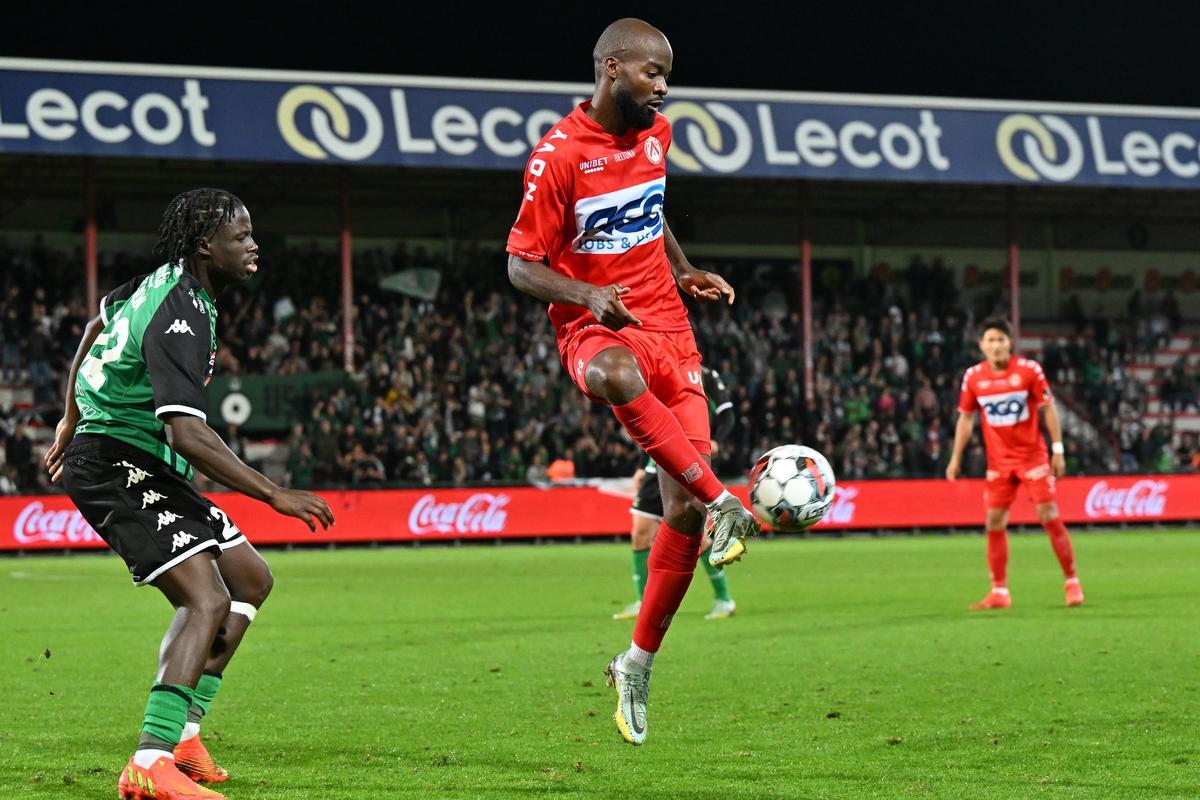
507, 254, 641, 330
663, 220, 734, 305
946, 411, 975, 481
167, 415, 334, 531
44, 314, 106, 482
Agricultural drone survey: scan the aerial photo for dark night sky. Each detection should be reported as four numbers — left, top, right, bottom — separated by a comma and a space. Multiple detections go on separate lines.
6, 2, 1200, 107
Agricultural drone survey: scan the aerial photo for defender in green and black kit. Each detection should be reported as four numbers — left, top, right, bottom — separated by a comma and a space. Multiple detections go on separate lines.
44, 189, 334, 800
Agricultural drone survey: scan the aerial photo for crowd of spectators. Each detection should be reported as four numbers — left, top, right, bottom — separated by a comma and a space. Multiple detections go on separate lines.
0, 237, 1196, 493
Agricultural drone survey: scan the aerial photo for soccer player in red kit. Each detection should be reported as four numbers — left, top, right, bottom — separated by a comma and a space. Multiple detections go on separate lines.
506, 18, 760, 745
947, 318, 1084, 610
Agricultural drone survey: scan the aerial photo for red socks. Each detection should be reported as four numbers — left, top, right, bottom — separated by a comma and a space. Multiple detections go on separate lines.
612, 391, 722, 504
1043, 517, 1077, 579
633, 522, 700, 653
986, 528, 1008, 588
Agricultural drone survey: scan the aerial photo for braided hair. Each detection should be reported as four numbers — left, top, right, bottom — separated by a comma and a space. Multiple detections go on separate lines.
154, 188, 244, 267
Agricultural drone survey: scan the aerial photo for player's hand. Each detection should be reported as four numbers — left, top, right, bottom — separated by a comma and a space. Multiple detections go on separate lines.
1051, 452, 1066, 478
43, 415, 78, 483
587, 284, 642, 331
945, 459, 961, 482
676, 268, 735, 305
270, 489, 335, 532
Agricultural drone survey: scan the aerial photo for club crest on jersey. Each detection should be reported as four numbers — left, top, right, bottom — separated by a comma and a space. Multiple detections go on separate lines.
980, 389, 1030, 427
644, 136, 663, 164
571, 178, 665, 255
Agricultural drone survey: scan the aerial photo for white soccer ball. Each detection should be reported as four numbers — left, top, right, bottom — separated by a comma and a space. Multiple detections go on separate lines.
749, 445, 836, 531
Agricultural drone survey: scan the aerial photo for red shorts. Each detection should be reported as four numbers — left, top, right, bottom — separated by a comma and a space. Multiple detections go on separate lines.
559, 324, 710, 454
985, 461, 1056, 509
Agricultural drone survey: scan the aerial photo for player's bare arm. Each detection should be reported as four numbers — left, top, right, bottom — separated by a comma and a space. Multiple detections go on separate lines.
507, 253, 642, 330
44, 313, 106, 482
663, 220, 734, 304
166, 415, 333, 531
946, 411, 975, 481
1042, 403, 1067, 478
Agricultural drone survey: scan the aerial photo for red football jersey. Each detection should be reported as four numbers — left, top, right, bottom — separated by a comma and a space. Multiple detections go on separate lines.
958, 356, 1053, 465
505, 101, 689, 341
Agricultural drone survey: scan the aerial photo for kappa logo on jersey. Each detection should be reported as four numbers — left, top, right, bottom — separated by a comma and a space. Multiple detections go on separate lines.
572, 178, 666, 254
116, 460, 153, 488
156, 510, 182, 531
141, 490, 167, 509
165, 319, 195, 336
170, 531, 197, 553
979, 389, 1031, 427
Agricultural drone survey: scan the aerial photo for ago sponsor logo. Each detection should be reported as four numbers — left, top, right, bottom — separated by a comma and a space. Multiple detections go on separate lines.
12, 501, 102, 545
276, 85, 574, 162
0, 80, 215, 147
571, 178, 665, 254
408, 493, 510, 536
1084, 480, 1167, 519
996, 113, 1200, 183
662, 101, 950, 175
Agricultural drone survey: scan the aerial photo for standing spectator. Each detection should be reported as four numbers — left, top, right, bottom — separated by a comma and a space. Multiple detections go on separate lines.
5, 424, 33, 490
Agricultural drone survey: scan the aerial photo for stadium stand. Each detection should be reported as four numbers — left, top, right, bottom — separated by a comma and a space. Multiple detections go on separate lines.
0, 240, 1196, 492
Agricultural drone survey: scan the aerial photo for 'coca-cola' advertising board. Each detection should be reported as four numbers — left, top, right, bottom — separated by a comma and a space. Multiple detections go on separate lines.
2, 475, 1197, 551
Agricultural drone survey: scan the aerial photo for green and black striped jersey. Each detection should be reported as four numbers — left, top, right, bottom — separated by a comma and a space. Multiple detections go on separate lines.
74, 263, 218, 478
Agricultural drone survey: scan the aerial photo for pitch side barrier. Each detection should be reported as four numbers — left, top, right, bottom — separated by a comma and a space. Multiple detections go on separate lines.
1, 475, 1196, 552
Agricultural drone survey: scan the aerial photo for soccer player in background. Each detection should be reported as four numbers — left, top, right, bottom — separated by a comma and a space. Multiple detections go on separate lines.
614, 365, 737, 621
506, 18, 760, 745
946, 317, 1084, 609
44, 189, 334, 800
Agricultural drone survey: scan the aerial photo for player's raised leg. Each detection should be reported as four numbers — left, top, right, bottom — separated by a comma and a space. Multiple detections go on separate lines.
175, 538, 274, 783
585, 346, 757, 567
1037, 502, 1083, 606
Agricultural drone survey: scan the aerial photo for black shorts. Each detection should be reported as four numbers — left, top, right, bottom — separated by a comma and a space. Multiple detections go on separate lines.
62, 434, 246, 585
631, 465, 663, 521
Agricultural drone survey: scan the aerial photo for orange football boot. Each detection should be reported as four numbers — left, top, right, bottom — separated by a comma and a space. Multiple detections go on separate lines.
970, 589, 1012, 610
1065, 578, 1085, 607
174, 735, 229, 783
118, 755, 225, 800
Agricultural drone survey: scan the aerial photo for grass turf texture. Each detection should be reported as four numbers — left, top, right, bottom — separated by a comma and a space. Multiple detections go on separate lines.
1, 530, 1196, 799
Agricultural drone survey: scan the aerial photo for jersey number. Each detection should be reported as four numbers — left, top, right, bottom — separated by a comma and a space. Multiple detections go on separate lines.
209, 506, 242, 542
79, 317, 130, 391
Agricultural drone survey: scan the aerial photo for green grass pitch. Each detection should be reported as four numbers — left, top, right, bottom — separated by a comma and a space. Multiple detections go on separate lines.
1, 529, 1196, 799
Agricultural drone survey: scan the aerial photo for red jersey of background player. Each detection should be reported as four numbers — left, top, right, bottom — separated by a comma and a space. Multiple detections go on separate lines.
958, 356, 1053, 466
505, 101, 689, 341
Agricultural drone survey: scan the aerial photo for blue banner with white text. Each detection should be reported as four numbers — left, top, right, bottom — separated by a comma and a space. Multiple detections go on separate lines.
3, 60, 1200, 188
